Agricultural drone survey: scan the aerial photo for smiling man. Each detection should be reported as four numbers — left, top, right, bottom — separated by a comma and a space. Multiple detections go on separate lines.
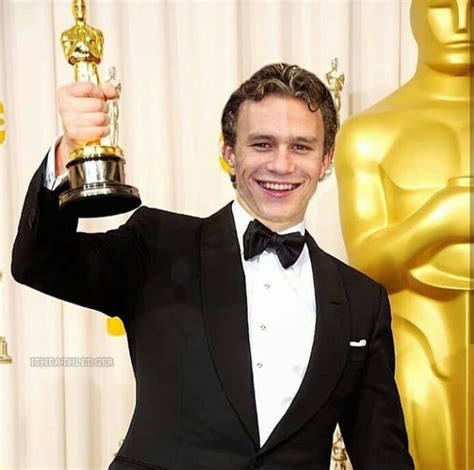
12, 63, 414, 469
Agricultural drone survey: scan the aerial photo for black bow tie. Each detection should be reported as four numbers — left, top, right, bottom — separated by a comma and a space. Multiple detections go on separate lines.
243, 219, 306, 269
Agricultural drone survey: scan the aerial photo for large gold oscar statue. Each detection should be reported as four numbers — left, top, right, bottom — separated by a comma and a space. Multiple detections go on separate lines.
335, 1, 471, 469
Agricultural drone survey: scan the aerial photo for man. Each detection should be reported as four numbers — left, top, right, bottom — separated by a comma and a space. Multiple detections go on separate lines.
12, 63, 414, 469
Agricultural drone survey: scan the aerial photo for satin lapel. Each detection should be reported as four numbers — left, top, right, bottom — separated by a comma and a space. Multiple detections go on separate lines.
200, 203, 260, 449
260, 233, 350, 454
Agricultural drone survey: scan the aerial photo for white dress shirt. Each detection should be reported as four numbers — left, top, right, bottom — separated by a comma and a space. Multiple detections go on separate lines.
232, 200, 316, 446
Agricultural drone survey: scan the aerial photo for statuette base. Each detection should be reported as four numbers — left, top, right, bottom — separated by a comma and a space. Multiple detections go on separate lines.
59, 149, 141, 218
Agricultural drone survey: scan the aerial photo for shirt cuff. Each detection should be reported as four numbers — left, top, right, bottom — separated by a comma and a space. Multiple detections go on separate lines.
43, 135, 69, 191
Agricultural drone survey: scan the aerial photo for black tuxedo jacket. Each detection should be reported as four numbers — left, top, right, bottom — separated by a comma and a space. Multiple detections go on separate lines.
12, 162, 414, 470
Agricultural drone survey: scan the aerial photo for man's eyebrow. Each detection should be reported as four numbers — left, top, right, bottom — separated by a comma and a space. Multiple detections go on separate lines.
246, 133, 276, 141
246, 134, 319, 144
292, 136, 319, 144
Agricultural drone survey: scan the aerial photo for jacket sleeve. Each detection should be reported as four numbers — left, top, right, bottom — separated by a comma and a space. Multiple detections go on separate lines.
339, 283, 415, 470
11, 156, 151, 319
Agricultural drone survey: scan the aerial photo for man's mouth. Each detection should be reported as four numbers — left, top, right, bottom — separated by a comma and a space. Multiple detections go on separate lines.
256, 180, 302, 193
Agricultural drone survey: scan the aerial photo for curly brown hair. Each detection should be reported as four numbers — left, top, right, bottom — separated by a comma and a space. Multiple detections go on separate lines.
221, 63, 339, 155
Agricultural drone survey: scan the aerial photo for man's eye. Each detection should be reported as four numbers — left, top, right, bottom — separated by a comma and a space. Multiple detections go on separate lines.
293, 144, 309, 151
253, 143, 271, 149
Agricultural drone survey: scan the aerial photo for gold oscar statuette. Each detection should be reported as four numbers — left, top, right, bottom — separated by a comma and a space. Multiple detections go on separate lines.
0, 270, 12, 365
0, 337, 12, 365
324, 58, 345, 180
325, 58, 345, 116
59, 0, 140, 217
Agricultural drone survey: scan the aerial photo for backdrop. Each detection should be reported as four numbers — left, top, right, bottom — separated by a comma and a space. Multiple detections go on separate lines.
0, 1, 417, 468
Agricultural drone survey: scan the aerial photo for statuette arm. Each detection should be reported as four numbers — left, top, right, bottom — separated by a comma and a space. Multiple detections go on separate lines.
335, 120, 471, 292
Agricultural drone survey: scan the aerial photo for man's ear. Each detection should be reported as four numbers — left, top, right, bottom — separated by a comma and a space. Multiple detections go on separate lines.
319, 149, 334, 180
223, 144, 236, 175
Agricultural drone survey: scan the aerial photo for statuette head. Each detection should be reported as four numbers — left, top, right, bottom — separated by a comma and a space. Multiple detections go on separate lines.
72, 0, 86, 23
411, 0, 472, 74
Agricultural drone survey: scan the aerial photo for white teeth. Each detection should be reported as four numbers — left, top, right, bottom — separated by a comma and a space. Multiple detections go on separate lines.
260, 182, 297, 191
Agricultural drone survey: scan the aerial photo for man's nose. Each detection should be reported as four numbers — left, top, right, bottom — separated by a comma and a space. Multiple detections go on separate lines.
455, 0, 469, 32
266, 148, 295, 174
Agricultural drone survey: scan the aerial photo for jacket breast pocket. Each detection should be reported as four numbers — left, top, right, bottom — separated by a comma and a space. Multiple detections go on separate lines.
346, 345, 368, 362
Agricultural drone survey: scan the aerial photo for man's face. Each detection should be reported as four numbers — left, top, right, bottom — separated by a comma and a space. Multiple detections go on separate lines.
223, 95, 332, 231
411, 0, 472, 74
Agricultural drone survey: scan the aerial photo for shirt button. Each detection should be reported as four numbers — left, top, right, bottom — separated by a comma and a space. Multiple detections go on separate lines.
256, 362, 263, 369
264, 283, 271, 290
260, 324, 267, 331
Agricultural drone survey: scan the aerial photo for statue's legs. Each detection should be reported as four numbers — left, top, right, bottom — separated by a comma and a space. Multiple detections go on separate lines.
391, 289, 470, 470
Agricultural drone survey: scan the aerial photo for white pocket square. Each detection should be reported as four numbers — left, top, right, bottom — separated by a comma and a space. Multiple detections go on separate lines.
349, 339, 367, 347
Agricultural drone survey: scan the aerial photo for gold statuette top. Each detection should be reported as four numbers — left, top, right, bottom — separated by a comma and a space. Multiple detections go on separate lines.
325, 58, 345, 115
60, 0, 104, 84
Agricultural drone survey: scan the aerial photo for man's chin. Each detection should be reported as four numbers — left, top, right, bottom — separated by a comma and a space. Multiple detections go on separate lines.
256, 209, 295, 225
237, 195, 300, 226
